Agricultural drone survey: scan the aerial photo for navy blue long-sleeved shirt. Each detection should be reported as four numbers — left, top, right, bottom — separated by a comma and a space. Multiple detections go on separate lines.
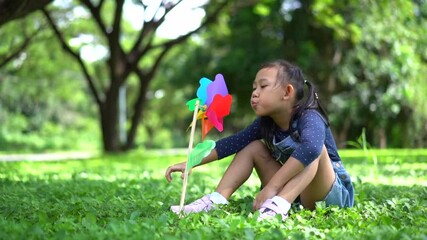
215, 109, 342, 166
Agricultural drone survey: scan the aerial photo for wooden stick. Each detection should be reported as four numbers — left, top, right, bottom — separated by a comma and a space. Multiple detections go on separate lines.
179, 99, 200, 214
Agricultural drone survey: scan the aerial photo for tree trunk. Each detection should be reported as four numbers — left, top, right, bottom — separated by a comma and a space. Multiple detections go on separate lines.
337, 116, 351, 148
378, 128, 387, 149
124, 76, 151, 150
100, 87, 121, 152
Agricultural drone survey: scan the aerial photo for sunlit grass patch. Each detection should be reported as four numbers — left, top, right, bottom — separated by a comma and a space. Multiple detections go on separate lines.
0, 149, 426, 239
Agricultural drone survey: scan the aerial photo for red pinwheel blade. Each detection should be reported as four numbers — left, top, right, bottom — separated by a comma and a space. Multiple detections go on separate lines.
206, 94, 232, 132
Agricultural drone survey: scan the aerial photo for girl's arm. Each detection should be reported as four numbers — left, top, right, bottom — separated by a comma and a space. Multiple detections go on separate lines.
266, 156, 304, 190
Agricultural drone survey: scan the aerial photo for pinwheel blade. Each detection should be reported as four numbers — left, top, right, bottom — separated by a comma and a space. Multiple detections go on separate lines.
187, 140, 216, 169
206, 94, 233, 132
205, 74, 229, 106
201, 116, 215, 140
196, 77, 212, 105
186, 98, 202, 111
186, 111, 206, 132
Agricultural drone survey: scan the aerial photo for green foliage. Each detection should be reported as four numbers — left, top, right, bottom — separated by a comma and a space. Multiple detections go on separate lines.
315, 0, 427, 147
0, 13, 100, 152
0, 149, 426, 239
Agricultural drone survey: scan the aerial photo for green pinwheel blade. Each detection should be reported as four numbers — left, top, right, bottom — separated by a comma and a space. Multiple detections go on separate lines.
186, 98, 202, 111
187, 140, 216, 169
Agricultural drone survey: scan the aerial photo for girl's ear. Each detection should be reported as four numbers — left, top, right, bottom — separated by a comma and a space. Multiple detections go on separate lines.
283, 84, 294, 99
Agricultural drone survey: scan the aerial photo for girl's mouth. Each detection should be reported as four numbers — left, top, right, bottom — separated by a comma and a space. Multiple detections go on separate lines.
251, 100, 258, 108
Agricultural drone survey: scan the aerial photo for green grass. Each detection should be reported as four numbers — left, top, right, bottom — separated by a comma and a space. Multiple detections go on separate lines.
0, 149, 426, 239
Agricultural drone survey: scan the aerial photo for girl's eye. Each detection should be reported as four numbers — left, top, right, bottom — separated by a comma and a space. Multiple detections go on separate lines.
260, 85, 267, 88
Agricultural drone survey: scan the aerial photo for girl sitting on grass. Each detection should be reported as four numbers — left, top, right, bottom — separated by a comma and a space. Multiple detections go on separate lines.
165, 59, 354, 221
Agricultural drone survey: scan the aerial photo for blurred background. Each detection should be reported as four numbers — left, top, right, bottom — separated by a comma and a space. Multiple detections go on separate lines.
0, 0, 426, 154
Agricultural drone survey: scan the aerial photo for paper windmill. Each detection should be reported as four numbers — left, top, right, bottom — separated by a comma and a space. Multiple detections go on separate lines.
176, 74, 232, 214
186, 73, 233, 140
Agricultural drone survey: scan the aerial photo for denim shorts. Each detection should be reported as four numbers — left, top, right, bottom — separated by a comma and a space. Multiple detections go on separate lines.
322, 161, 354, 208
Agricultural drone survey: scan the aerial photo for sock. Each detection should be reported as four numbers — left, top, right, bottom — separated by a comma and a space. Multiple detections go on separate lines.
272, 196, 291, 214
209, 192, 228, 204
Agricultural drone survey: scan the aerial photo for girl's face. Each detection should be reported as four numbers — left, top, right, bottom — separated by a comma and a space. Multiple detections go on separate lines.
251, 67, 291, 117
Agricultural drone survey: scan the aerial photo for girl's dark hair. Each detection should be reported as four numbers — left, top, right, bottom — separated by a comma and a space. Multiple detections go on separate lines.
258, 59, 329, 150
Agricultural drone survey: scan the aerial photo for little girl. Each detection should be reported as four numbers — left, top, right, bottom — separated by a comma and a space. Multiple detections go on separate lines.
165, 59, 354, 221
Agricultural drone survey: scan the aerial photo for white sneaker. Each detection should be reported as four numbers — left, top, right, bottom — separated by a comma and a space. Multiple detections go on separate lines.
257, 199, 288, 222
170, 195, 215, 214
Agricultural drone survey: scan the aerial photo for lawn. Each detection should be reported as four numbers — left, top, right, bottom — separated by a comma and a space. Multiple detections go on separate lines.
0, 149, 426, 239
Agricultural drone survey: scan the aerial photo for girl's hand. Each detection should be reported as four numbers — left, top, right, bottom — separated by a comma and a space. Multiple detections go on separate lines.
253, 186, 277, 210
165, 162, 188, 182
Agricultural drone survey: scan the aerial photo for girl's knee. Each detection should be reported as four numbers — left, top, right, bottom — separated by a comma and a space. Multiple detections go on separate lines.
245, 141, 274, 163
245, 140, 268, 154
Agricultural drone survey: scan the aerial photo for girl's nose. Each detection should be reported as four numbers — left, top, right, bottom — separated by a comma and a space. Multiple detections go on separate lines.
252, 89, 259, 98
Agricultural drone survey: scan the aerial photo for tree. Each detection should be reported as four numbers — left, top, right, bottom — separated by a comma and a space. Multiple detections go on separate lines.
0, 0, 53, 26
0, 0, 54, 69
41, 0, 229, 152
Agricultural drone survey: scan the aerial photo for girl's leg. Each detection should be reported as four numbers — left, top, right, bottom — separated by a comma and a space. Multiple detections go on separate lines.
277, 145, 335, 210
215, 140, 282, 199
